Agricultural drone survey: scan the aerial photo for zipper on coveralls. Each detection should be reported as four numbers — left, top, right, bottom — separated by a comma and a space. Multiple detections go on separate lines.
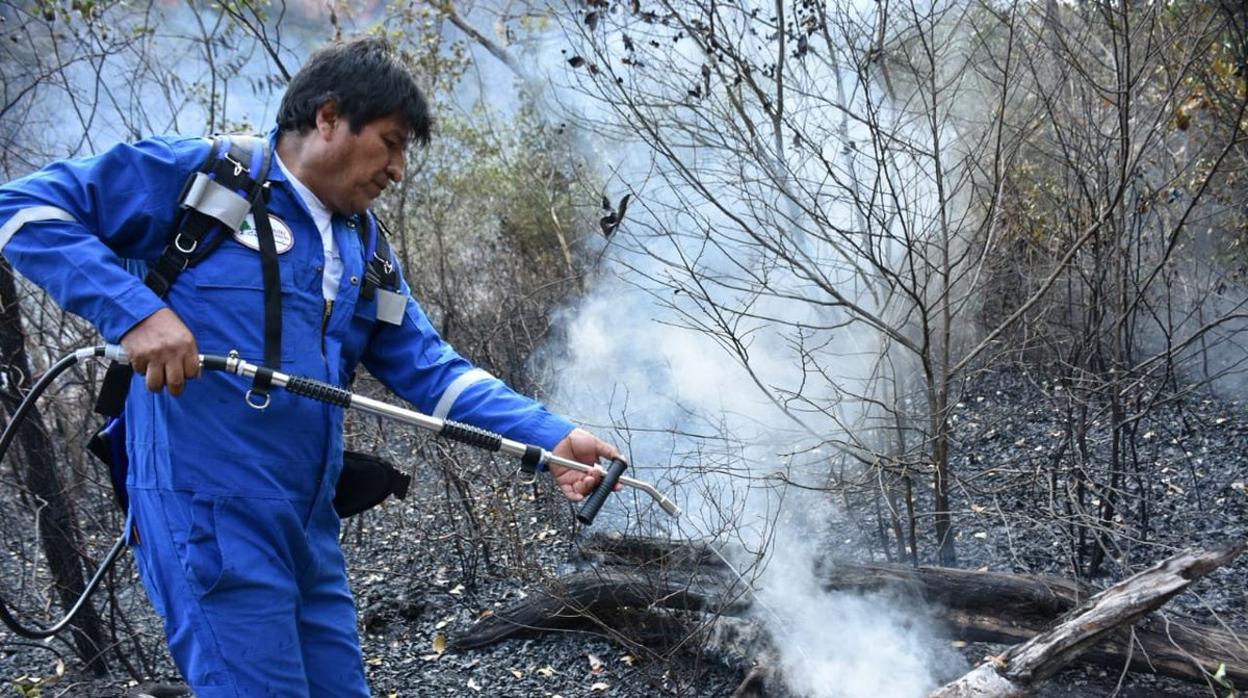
321, 300, 333, 355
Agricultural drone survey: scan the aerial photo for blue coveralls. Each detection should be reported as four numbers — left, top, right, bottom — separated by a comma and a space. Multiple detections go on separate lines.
0, 133, 575, 696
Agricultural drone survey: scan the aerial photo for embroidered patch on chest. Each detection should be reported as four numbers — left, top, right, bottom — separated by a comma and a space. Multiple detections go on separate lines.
234, 214, 295, 254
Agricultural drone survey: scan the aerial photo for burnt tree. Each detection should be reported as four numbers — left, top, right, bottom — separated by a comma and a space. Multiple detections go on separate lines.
0, 259, 107, 673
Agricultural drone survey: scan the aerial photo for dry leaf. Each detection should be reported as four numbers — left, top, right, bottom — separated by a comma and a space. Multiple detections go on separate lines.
511, 670, 524, 679
467, 677, 481, 691
984, 654, 1009, 670
591, 682, 610, 691
620, 655, 635, 667
478, 608, 495, 619
449, 584, 465, 595
432, 633, 447, 655
588, 653, 605, 674
366, 656, 383, 666
537, 665, 558, 677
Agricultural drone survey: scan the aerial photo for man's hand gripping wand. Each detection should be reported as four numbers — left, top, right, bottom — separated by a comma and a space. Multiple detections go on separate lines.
99, 345, 679, 524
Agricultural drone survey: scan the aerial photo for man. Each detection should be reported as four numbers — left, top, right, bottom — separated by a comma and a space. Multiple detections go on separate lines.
0, 37, 615, 696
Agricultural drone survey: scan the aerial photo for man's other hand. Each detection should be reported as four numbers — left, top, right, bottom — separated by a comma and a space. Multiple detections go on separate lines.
549, 428, 623, 502
120, 308, 200, 396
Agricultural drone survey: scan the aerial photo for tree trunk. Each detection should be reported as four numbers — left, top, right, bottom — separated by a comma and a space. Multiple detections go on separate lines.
0, 260, 108, 673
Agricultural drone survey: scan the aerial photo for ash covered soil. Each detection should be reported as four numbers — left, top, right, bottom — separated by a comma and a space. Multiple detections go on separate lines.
2, 366, 1246, 697
936, 366, 1247, 617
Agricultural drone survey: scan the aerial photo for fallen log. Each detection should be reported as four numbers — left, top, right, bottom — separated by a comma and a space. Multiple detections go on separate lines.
929, 544, 1244, 697
451, 568, 747, 650
453, 535, 1248, 690
818, 562, 1248, 687
586, 532, 1094, 625
586, 533, 1248, 687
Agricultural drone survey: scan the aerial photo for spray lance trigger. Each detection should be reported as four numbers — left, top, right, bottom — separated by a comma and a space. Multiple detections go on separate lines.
535, 449, 679, 521
576, 457, 629, 525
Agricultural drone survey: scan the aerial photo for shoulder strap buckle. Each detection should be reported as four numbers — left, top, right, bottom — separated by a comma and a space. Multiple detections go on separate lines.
173, 231, 198, 255
222, 151, 246, 178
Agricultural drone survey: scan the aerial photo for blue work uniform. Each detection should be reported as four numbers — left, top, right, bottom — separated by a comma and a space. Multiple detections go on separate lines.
0, 132, 575, 696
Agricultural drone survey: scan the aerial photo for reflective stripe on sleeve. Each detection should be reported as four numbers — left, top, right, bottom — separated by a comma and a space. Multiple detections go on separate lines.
432, 368, 495, 420
0, 206, 75, 251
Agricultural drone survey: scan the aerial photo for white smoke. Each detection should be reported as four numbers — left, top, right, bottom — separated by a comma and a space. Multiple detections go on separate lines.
498, 2, 965, 696
756, 523, 964, 697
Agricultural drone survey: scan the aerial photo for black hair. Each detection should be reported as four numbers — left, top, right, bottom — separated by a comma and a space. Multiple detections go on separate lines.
277, 36, 431, 145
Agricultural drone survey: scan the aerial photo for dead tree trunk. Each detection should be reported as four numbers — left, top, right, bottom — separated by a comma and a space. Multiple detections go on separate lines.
929, 544, 1244, 697
0, 260, 108, 673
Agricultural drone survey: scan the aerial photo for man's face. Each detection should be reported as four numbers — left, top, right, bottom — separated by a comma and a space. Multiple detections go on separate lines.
318, 111, 409, 215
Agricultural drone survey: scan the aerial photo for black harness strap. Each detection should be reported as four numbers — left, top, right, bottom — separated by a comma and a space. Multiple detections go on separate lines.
251, 193, 282, 396
94, 135, 273, 418
147, 138, 266, 296
362, 215, 401, 300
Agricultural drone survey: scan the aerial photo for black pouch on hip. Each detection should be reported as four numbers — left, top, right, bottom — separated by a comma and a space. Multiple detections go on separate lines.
333, 450, 411, 518
86, 415, 131, 513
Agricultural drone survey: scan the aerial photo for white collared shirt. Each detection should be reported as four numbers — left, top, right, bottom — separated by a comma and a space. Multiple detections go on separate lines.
275, 153, 342, 301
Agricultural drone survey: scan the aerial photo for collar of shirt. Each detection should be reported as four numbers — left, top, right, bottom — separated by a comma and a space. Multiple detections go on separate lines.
271, 139, 342, 302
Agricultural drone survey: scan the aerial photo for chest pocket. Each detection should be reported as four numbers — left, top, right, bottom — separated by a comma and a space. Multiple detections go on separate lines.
181, 242, 317, 363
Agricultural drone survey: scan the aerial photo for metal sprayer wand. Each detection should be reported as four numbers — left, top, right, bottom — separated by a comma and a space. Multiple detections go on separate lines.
94, 345, 680, 524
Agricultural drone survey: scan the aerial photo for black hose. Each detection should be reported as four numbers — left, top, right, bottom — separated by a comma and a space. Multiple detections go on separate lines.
0, 534, 126, 639
0, 638, 69, 660
0, 347, 127, 639
0, 350, 82, 460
